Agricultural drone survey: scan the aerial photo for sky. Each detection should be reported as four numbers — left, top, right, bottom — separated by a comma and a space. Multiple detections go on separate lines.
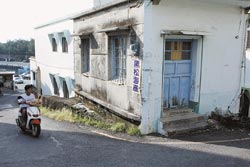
0, 0, 93, 42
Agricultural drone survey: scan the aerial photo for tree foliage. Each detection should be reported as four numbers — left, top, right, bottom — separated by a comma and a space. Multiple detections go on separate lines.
0, 39, 35, 61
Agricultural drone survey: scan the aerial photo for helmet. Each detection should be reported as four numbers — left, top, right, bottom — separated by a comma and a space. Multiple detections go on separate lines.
24, 84, 33, 91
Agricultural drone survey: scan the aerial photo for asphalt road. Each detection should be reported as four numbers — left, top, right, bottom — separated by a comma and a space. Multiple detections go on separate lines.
1, 89, 250, 167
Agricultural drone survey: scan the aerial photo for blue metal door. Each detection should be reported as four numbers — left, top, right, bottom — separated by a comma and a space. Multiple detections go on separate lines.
163, 40, 192, 109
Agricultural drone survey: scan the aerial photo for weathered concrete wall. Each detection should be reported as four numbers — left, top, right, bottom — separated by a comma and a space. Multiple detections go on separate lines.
74, 1, 143, 118
141, 0, 247, 134
35, 20, 75, 98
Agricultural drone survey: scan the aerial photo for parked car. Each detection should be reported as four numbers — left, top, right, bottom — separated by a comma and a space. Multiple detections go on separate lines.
13, 77, 24, 84
21, 73, 31, 80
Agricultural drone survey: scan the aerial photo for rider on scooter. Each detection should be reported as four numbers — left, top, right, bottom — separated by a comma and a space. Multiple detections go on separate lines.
17, 84, 36, 126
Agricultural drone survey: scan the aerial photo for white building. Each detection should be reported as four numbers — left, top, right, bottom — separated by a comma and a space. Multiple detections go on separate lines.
31, 17, 78, 98
141, 0, 250, 134
31, 2, 94, 98
72, 0, 250, 135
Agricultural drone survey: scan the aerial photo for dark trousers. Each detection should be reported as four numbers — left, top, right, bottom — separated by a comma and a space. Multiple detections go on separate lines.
20, 107, 27, 126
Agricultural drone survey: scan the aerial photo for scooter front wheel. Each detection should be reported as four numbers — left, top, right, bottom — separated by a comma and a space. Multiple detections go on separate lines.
31, 124, 41, 137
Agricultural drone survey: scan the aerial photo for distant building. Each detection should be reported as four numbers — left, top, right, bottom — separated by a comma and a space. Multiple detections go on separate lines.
32, 18, 76, 98
0, 71, 15, 90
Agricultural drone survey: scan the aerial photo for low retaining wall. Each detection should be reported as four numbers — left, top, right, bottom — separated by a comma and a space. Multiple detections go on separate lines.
42, 96, 80, 110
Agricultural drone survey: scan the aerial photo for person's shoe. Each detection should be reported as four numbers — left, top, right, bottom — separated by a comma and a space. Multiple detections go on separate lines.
20, 118, 26, 127
21, 122, 26, 127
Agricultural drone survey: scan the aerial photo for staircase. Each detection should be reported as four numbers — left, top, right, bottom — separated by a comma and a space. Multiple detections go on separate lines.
158, 109, 208, 136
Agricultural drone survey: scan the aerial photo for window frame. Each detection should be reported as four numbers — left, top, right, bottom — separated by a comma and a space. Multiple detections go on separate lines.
81, 37, 91, 74
108, 33, 128, 84
165, 40, 192, 61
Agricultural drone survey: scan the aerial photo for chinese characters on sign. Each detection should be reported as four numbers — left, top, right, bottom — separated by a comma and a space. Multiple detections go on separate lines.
133, 59, 141, 93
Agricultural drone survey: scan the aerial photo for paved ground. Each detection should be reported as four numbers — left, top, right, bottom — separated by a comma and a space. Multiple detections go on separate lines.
1, 88, 250, 167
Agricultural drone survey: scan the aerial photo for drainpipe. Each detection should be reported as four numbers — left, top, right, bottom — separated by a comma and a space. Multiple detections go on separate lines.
160, 34, 165, 118
197, 36, 204, 114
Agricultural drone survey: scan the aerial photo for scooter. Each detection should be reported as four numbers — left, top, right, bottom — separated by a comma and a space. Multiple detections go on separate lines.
16, 99, 41, 137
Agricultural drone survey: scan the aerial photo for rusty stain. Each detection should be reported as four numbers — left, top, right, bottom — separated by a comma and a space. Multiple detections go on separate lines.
78, 27, 95, 35
128, 103, 134, 113
101, 18, 137, 29
172, 96, 178, 106
90, 86, 107, 102
181, 98, 185, 107
163, 100, 168, 108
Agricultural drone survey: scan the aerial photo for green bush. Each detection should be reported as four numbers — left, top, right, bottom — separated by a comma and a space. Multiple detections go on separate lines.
110, 123, 126, 133
127, 126, 141, 136
41, 107, 141, 136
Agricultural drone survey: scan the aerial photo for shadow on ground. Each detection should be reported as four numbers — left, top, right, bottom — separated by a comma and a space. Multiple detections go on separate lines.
170, 127, 250, 150
0, 122, 250, 167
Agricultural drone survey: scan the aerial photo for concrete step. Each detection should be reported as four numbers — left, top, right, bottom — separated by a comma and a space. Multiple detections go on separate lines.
166, 121, 208, 135
158, 109, 208, 136
163, 108, 193, 117
161, 113, 206, 128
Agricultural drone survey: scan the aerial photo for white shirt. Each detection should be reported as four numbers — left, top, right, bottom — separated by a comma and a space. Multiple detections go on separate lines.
19, 93, 36, 108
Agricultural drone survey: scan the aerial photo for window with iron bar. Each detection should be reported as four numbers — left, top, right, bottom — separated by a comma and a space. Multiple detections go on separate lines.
110, 35, 127, 84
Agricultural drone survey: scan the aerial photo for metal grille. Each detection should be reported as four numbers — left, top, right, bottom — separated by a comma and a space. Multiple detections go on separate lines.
111, 36, 127, 84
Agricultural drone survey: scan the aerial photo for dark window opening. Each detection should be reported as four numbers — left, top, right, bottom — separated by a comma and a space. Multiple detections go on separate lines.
81, 38, 90, 73
63, 80, 69, 98
32, 72, 36, 81
52, 38, 57, 52
62, 37, 68, 53
52, 77, 59, 96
